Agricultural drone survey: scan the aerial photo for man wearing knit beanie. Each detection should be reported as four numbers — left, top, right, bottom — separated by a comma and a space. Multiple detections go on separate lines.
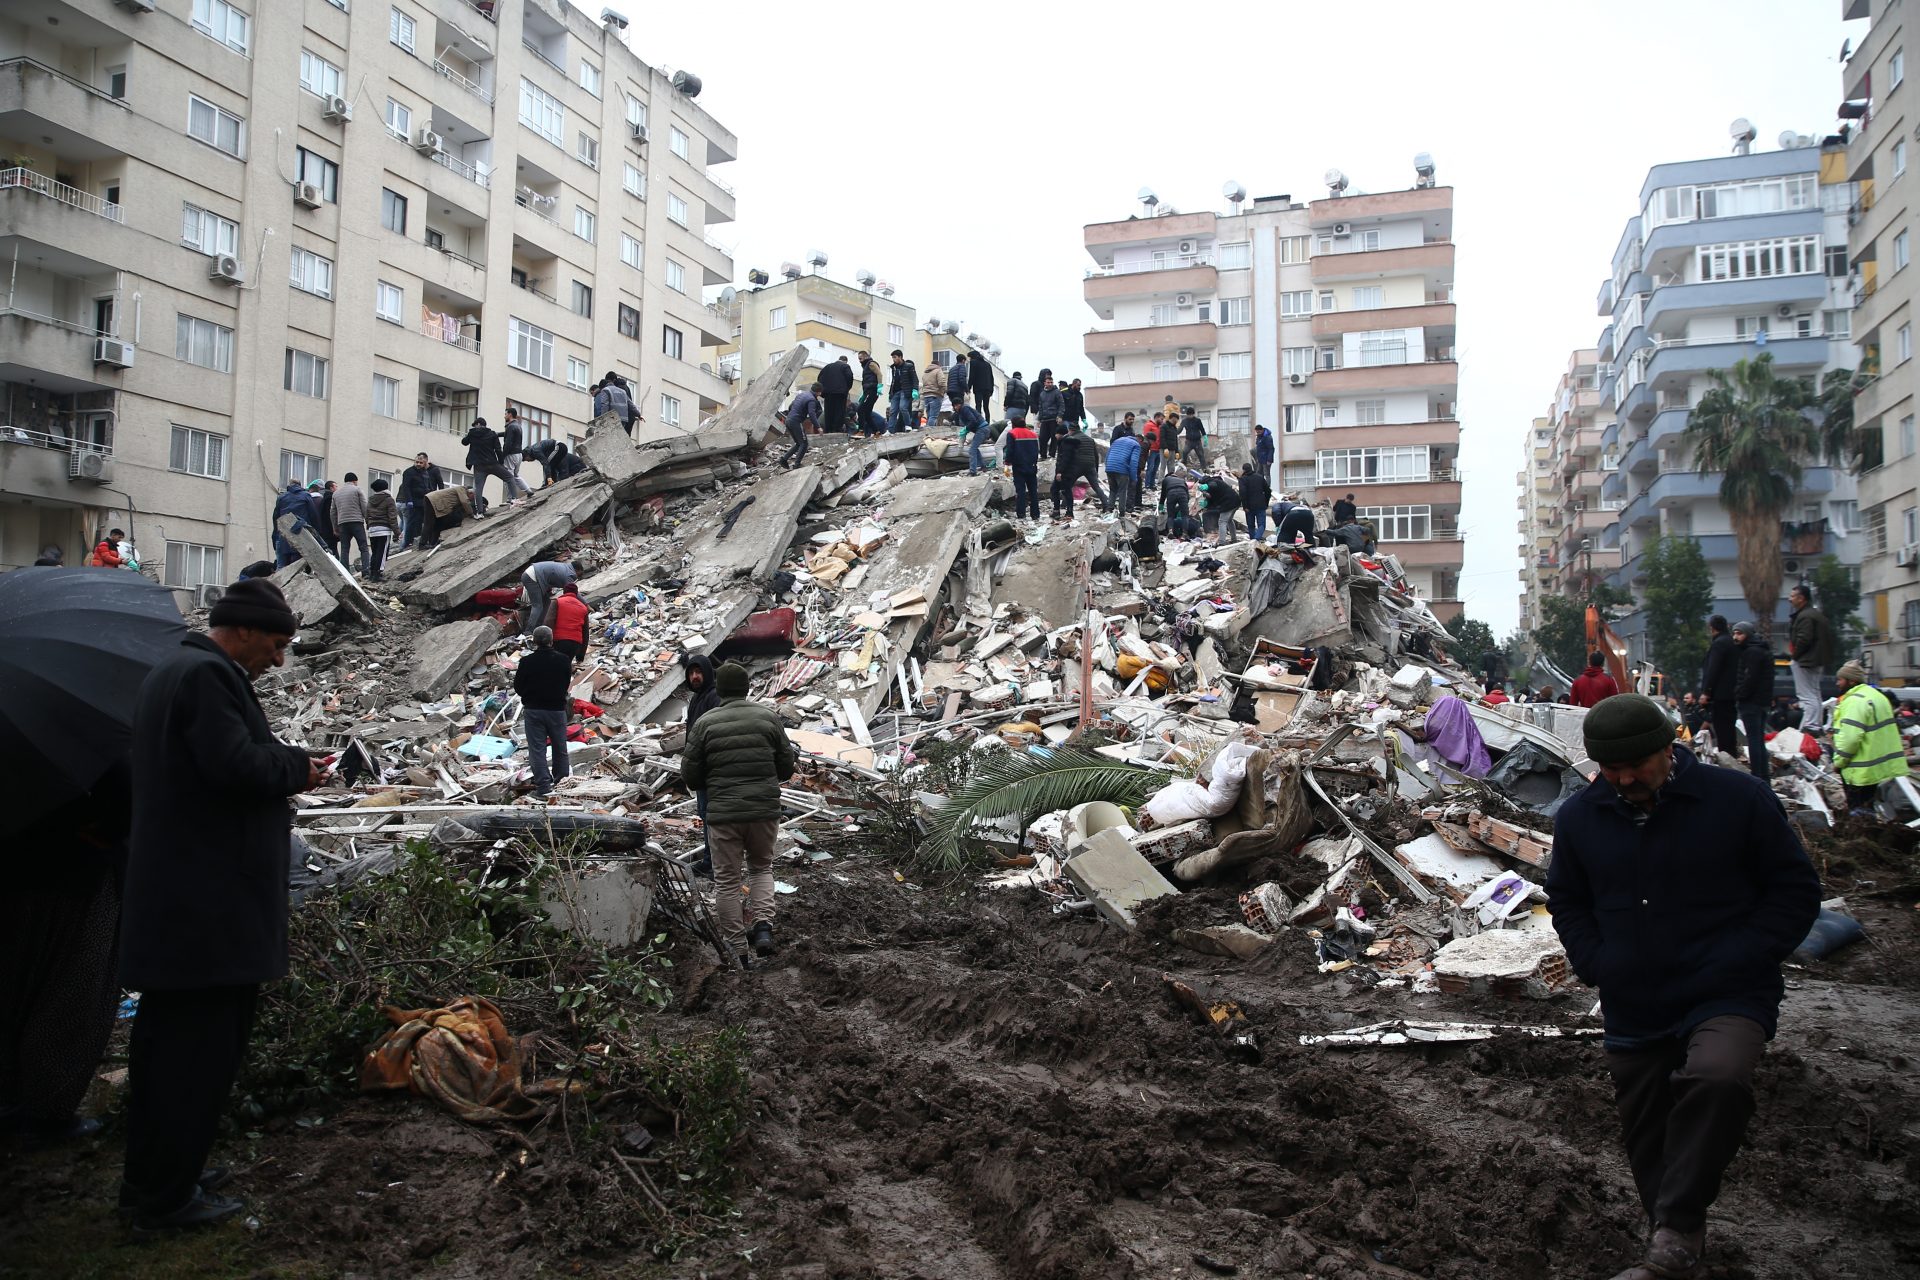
1831, 660, 1910, 815
678, 662, 796, 962
118, 578, 322, 1231
1547, 692, 1820, 1279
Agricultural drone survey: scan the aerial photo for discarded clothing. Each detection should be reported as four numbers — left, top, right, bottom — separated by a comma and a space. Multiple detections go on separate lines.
359, 996, 545, 1122
1423, 695, 1491, 778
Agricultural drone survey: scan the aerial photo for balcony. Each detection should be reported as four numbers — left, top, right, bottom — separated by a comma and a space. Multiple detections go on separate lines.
1567, 506, 1615, 533
1310, 359, 1458, 396
1645, 333, 1831, 387
1312, 419, 1461, 450
1642, 273, 1830, 334
1382, 536, 1467, 567
1083, 320, 1217, 359
0, 427, 110, 507
1335, 475, 1462, 507
0, 312, 122, 392
433, 58, 493, 105
0, 59, 136, 163
1310, 241, 1454, 284
1085, 376, 1218, 413
1083, 210, 1216, 251
1311, 300, 1455, 339
1083, 262, 1218, 313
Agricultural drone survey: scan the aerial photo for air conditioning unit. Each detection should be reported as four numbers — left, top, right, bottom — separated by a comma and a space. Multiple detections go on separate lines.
113, 0, 155, 10
294, 181, 323, 208
1175, 348, 1195, 364
195, 584, 224, 609
93, 338, 135, 368
1332, 222, 1351, 236
1776, 303, 1795, 318
1177, 239, 1196, 255
1174, 293, 1193, 308
429, 383, 452, 405
413, 127, 443, 154
208, 253, 243, 283
1782, 557, 1802, 575
629, 122, 648, 143
1898, 544, 1920, 568
68, 450, 113, 484
322, 95, 352, 122
1288, 372, 1307, 386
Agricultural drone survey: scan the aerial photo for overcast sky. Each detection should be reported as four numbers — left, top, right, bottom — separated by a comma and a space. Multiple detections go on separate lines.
600, 0, 1865, 636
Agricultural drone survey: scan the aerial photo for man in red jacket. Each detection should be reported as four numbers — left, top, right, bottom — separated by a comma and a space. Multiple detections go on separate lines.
1571, 651, 1621, 708
92, 528, 125, 568
550, 583, 589, 666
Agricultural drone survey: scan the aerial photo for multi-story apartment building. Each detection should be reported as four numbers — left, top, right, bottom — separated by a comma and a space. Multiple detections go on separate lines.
1593, 138, 1862, 661
1548, 348, 1618, 597
1516, 417, 1556, 639
1080, 172, 1464, 619
1841, 0, 1920, 680
0, 0, 736, 587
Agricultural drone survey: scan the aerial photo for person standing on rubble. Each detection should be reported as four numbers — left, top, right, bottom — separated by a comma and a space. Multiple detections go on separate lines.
396, 453, 443, 554
778, 382, 823, 469
681, 654, 721, 878
920, 359, 947, 427
270, 483, 312, 568
1831, 660, 1909, 815
592, 376, 639, 435
1785, 585, 1836, 734
520, 555, 575, 636
1699, 615, 1738, 756
887, 349, 918, 433
1140, 413, 1163, 492
679, 662, 796, 961
1571, 651, 1620, 709
513, 626, 572, 800
499, 409, 534, 502
1002, 370, 1029, 424
1238, 461, 1271, 542
969, 349, 994, 420
550, 582, 589, 666
1547, 693, 1819, 1280
1253, 424, 1275, 485
461, 418, 521, 516
1201, 471, 1240, 543
1333, 492, 1358, 525
119, 578, 322, 1232
1052, 419, 1108, 518
1063, 377, 1087, 430
1104, 417, 1142, 516
1004, 414, 1041, 521
1276, 498, 1316, 546
1730, 622, 1774, 781
817, 354, 855, 434
1034, 371, 1064, 459
943, 351, 970, 424
364, 479, 398, 583
1180, 409, 1207, 466
857, 351, 883, 430
1159, 467, 1192, 539
957, 402, 990, 476
330, 473, 370, 575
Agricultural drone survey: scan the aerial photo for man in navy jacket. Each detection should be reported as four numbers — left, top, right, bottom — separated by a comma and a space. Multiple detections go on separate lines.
1548, 693, 1819, 1280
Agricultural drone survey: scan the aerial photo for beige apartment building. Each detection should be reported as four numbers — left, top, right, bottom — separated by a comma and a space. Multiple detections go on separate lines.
1514, 350, 1615, 652
1515, 416, 1556, 637
1842, 0, 1920, 679
0, 0, 737, 588
1081, 174, 1464, 618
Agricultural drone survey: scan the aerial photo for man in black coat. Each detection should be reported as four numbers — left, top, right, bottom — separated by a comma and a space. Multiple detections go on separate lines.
1332, 492, 1358, 525
1699, 614, 1739, 758
119, 579, 321, 1232
856, 351, 883, 428
968, 350, 994, 419
817, 354, 856, 434
1548, 694, 1818, 1280
1730, 620, 1774, 780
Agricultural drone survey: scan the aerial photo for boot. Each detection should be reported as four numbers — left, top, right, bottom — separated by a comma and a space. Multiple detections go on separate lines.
131, 1187, 245, 1235
748, 921, 774, 958
1646, 1225, 1704, 1278
120, 1167, 231, 1214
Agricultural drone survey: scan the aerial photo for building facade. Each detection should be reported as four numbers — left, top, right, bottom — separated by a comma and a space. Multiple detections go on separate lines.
0, 0, 736, 586
1080, 177, 1464, 618
1592, 140, 1862, 660
1841, 0, 1920, 680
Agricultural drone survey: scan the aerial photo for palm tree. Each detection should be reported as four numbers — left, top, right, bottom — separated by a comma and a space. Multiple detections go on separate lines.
1683, 353, 1817, 641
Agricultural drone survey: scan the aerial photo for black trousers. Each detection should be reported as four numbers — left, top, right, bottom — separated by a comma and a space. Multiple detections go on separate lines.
1709, 700, 1738, 762
858, 387, 879, 426
0, 868, 120, 1128
1606, 1014, 1766, 1233
124, 984, 259, 1215
1011, 468, 1039, 519
974, 389, 991, 418
779, 421, 809, 467
822, 393, 848, 434
1737, 701, 1770, 780
1037, 418, 1060, 459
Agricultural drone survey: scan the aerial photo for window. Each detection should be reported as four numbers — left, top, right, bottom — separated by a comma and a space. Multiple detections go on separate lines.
574, 206, 596, 242
518, 79, 565, 146
625, 95, 647, 130
107, 65, 126, 98
1316, 445, 1430, 485
1357, 504, 1432, 541
566, 357, 591, 391
670, 126, 690, 160
1219, 296, 1252, 326
577, 131, 599, 169
1319, 290, 1336, 311
660, 393, 682, 426
1279, 291, 1313, 318
1278, 236, 1310, 264
1867, 503, 1889, 556
617, 304, 640, 338
508, 400, 554, 443
1901, 324, 1913, 364
187, 95, 245, 156
1898, 229, 1912, 271
1908, 506, 1920, 548
621, 234, 643, 268
1352, 286, 1384, 310
1895, 48, 1907, 87
375, 280, 403, 322
1216, 241, 1251, 270
163, 541, 225, 590
1899, 140, 1910, 179
1216, 408, 1251, 435
381, 188, 407, 234
1645, 174, 1819, 228
1693, 235, 1822, 281
191, 0, 249, 53
284, 348, 330, 399
769, 306, 788, 330
571, 280, 593, 318
623, 164, 646, 198
1148, 303, 1177, 326
299, 51, 343, 97
1826, 245, 1850, 278
385, 98, 412, 139
294, 148, 338, 203
1283, 404, 1317, 434
372, 373, 400, 417
168, 425, 228, 479
1319, 346, 1339, 369
289, 247, 334, 299
1218, 352, 1252, 379
888, 323, 905, 345
579, 60, 601, 96
662, 324, 684, 359
667, 192, 689, 226
508, 317, 556, 378
181, 204, 238, 256
1281, 347, 1315, 378
1358, 332, 1410, 366
175, 314, 233, 372
389, 7, 416, 54
1356, 398, 1387, 425
1824, 309, 1851, 339
281, 450, 325, 488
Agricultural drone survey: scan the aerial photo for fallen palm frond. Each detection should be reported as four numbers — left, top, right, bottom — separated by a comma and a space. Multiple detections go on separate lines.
918, 746, 1162, 872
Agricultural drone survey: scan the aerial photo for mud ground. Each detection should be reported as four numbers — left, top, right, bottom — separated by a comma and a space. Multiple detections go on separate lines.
4, 821, 1917, 1279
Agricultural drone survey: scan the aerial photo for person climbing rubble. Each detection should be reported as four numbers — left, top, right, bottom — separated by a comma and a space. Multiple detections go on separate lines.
519, 555, 576, 635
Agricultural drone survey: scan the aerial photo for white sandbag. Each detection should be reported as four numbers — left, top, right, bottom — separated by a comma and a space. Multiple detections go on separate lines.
1142, 742, 1260, 825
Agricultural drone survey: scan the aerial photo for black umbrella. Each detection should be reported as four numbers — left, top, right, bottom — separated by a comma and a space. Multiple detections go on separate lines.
0, 567, 190, 834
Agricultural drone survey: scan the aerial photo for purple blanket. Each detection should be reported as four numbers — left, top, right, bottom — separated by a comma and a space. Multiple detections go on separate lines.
1424, 695, 1491, 778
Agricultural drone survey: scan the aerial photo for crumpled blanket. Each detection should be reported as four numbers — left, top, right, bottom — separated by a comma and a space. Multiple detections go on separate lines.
1423, 695, 1492, 778
359, 995, 546, 1122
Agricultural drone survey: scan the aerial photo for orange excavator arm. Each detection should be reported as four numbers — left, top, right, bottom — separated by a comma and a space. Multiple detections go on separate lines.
1586, 605, 1632, 693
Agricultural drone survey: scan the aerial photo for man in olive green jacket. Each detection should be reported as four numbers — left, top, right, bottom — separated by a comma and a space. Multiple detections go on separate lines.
679, 662, 796, 958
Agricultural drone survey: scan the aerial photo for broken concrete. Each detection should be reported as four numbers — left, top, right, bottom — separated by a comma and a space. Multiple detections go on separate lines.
275, 515, 379, 624
687, 464, 822, 589
408, 617, 506, 699
273, 562, 348, 627
1064, 829, 1179, 930
397, 479, 612, 611
541, 858, 657, 947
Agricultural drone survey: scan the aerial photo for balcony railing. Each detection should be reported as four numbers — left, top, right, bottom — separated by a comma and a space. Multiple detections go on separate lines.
1086, 255, 1213, 277
521, 40, 565, 74
514, 188, 559, 224
421, 317, 480, 352
0, 423, 114, 457
510, 276, 557, 304
1781, 518, 1831, 555
0, 305, 105, 337
433, 59, 493, 104
0, 167, 125, 222
457, 0, 497, 21
435, 244, 485, 270
431, 149, 491, 188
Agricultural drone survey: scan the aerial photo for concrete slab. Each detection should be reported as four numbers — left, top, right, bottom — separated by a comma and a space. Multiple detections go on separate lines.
850, 504, 975, 721
541, 858, 657, 947
1063, 829, 1179, 930
273, 563, 345, 627
811, 430, 928, 496
407, 617, 505, 699
397, 480, 611, 611
275, 515, 379, 624
624, 588, 759, 725
883, 473, 995, 519
686, 464, 820, 589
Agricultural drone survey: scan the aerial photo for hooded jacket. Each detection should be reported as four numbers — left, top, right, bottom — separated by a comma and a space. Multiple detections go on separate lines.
1570, 665, 1620, 708
462, 423, 502, 467
1734, 637, 1774, 705
680, 694, 798, 825
921, 364, 946, 399
272, 484, 314, 536
1254, 430, 1275, 468
683, 654, 721, 728
366, 491, 400, 533
1002, 376, 1030, 412
969, 352, 994, 397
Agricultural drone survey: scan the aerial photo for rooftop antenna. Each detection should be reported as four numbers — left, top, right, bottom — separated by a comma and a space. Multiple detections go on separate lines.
1729, 117, 1756, 155
1137, 185, 1158, 216
855, 268, 877, 290
1413, 152, 1436, 188
805, 249, 828, 273
1222, 180, 1246, 211
1324, 167, 1348, 196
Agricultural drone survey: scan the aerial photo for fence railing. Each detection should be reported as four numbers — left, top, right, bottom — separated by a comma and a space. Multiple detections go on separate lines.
422, 318, 480, 352
0, 167, 125, 222
431, 148, 490, 188
433, 59, 493, 104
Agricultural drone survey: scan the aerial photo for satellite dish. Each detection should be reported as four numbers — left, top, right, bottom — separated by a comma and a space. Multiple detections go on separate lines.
1729, 117, 1756, 142
877, 281, 895, 297
1324, 168, 1348, 193
1222, 180, 1246, 204
718, 286, 737, 305
1137, 185, 1158, 206
1778, 129, 1799, 149
806, 249, 828, 268
990, 344, 1002, 358
671, 69, 702, 98
942, 320, 959, 335
855, 268, 877, 288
